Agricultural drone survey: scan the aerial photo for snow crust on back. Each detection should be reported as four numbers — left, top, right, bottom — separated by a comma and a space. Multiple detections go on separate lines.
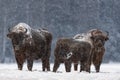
12, 23, 32, 38
73, 33, 93, 47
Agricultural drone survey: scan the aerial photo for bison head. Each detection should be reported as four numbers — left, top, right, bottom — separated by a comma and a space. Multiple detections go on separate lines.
7, 23, 32, 51
7, 32, 28, 51
89, 29, 109, 48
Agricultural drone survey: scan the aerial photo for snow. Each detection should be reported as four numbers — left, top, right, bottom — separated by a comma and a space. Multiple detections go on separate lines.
0, 63, 120, 80
73, 33, 93, 47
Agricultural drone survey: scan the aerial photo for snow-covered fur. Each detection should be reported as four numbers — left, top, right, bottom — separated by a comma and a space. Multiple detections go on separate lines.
73, 33, 94, 48
11, 23, 32, 37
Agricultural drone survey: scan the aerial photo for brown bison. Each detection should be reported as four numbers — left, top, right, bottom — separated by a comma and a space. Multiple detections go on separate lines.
7, 23, 52, 71
53, 35, 94, 72
89, 29, 109, 72
73, 29, 109, 72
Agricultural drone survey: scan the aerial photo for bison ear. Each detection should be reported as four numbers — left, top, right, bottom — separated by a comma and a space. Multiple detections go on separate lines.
105, 37, 109, 41
7, 33, 12, 39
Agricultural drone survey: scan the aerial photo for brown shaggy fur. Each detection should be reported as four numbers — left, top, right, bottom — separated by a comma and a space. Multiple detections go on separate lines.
7, 23, 52, 71
53, 38, 93, 72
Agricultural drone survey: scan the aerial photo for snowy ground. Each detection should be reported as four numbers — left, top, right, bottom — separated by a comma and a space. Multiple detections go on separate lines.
0, 63, 120, 80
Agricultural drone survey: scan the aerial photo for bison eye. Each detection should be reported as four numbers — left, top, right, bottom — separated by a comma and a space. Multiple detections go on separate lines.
105, 37, 109, 41
90, 36, 94, 40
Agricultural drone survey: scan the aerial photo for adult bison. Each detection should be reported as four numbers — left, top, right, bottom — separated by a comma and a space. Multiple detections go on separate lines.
89, 29, 109, 72
53, 34, 94, 72
73, 29, 109, 72
7, 23, 52, 71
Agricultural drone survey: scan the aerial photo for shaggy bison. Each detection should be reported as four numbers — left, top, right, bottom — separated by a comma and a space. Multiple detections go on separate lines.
73, 29, 109, 72
89, 29, 109, 72
7, 23, 52, 71
53, 35, 94, 72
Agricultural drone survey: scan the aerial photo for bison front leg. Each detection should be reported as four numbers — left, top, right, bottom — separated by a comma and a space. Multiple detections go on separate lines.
95, 65, 100, 72
94, 61, 102, 72
15, 54, 25, 70
42, 56, 50, 71
27, 57, 33, 71
64, 60, 72, 72
53, 59, 60, 72
16, 58, 23, 70
93, 54, 103, 72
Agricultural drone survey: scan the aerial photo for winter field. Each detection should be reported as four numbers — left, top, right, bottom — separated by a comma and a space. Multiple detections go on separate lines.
0, 63, 120, 80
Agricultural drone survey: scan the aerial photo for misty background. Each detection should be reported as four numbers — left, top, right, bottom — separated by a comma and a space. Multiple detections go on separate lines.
0, 0, 120, 63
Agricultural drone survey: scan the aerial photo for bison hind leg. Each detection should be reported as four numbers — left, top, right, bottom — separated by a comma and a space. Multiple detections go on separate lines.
41, 58, 51, 71
64, 60, 72, 72
42, 59, 46, 71
27, 58, 33, 71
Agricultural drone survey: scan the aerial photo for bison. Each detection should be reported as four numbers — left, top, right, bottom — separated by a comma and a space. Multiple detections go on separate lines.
53, 34, 94, 72
7, 23, 52, 71
73, 29, 109, 72
89, 29, 109, 72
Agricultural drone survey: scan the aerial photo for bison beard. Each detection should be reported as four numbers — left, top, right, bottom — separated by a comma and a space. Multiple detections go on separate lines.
7, 23, 52, 71
53, 38, 93, 72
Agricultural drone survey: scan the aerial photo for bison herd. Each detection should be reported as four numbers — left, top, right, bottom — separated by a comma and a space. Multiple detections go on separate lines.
7, 23, 109, 73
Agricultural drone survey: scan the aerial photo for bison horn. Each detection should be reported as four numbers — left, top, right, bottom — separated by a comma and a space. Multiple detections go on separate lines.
90, 29, 98, 36
24, 28, 27, 33
8, 27, 12, 32
102, 31, 109, 37
105, 31, 109, 36
91, 30, 94, 37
